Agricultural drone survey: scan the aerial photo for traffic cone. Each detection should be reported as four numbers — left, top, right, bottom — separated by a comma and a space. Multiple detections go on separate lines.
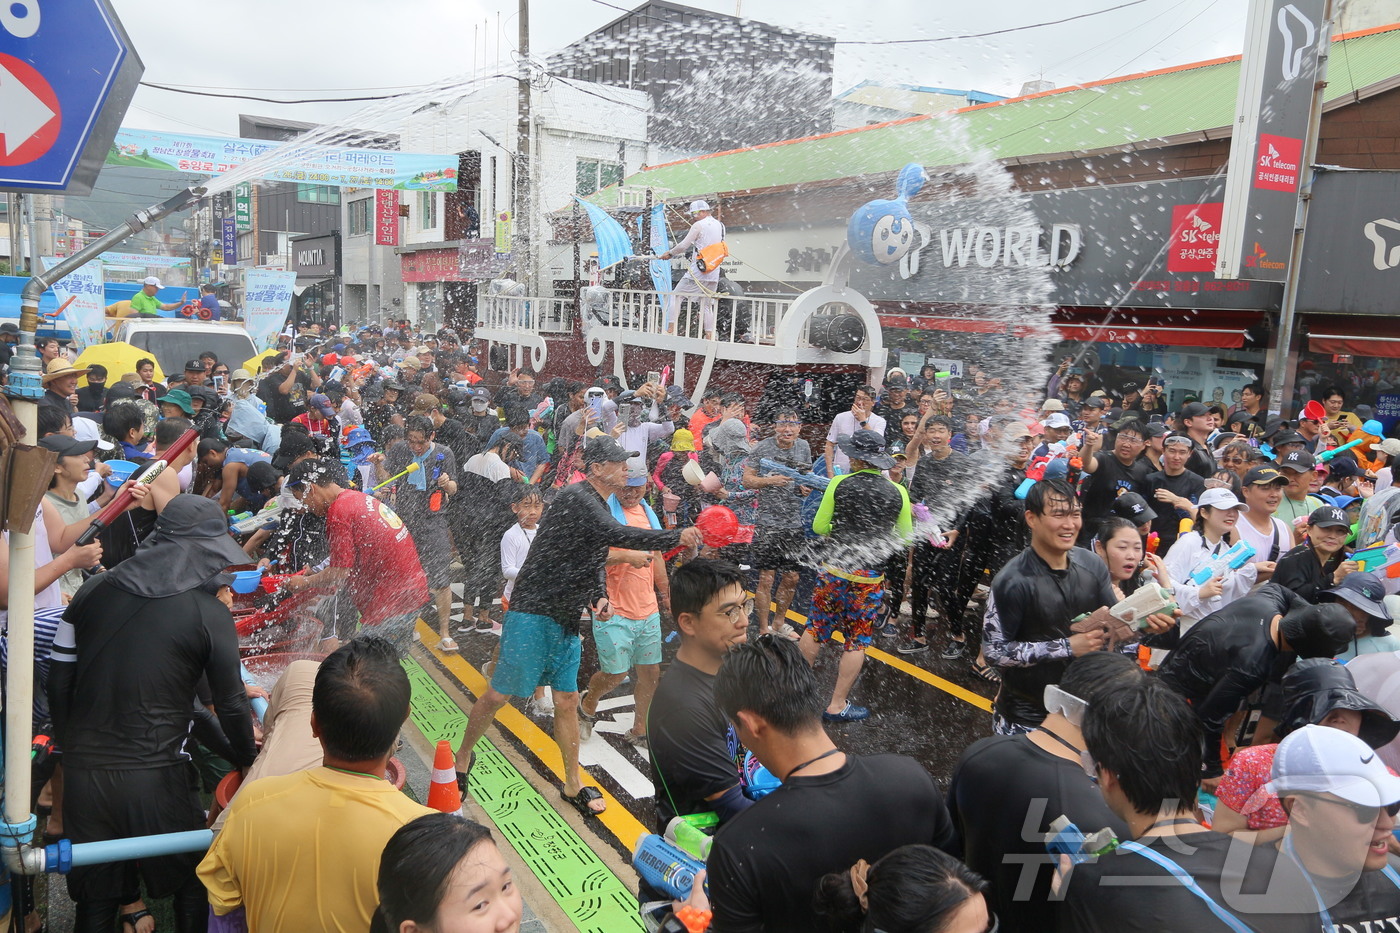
427, 740, 464, 815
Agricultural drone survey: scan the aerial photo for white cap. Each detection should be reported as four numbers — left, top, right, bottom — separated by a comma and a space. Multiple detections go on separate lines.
1044, 412, 1072, 429
1267, 724, 1400, 807
71, 416, 113, 451
1197, 487, 1250, 512
142, 276, 162, 287
688, 200, 711, 213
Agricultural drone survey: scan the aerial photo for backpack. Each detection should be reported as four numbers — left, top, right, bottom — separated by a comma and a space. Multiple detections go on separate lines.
695, 240, 729, 274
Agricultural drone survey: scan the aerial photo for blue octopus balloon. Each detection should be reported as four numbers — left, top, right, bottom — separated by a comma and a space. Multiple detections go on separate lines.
847, 163, 928, 265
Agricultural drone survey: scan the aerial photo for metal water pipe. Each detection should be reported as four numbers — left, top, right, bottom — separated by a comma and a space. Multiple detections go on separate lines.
1, 186, 205, 876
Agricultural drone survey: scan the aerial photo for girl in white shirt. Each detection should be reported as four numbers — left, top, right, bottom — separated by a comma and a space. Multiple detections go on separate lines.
1164, 487, 1266, 629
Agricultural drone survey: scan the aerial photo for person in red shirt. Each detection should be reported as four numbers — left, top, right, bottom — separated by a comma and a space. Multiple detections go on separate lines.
290, 393, 336, 438
281, 459, 428, 645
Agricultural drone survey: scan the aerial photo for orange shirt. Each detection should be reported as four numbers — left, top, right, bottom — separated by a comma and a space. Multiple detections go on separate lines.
606, 504, 660, 619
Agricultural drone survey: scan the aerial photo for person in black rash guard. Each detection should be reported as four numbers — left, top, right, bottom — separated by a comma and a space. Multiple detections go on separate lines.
453, 437, 702, 817
982, 479, 1176, 735
1272, 504, 1357, 603
647, 560, 754, 833
47, 495, 257, 933
1076, 420, 1151, 547
948, 654, 1138, 933
1058, 678, 1316, 933
1155, 583, 1354, 780
707, 636, 955, 933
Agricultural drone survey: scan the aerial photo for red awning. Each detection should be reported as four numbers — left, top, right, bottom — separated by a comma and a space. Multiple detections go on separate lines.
1306, 314, 1400, 359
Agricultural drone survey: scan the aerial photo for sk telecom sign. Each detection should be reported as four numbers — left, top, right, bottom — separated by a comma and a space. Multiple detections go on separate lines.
0, 0, 143, 194
1215, 0, 1329, 282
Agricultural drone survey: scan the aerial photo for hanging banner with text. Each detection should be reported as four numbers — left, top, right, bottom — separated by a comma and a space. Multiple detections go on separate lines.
494, 210, 513, 255
221, 219, 238, 265
41, 257, 105, 351
243, 268, 297, 350
234, 183, 253, 231
99, 252, 192, 268
106, 129, 459, 191
375, 189, 400, 246
1214, 0, 1329, 281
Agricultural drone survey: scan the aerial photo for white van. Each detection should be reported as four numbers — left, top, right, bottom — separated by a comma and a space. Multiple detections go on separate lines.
113, 319, 260, 378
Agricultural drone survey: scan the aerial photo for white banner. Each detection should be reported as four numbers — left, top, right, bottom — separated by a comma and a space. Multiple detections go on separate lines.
41, 257, 105, 351
243, 268, 297, 351
100, 252, 192, 268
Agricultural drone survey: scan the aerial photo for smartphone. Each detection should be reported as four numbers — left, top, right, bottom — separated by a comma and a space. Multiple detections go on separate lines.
646, 371, 661, 386
213, 375, 226, 394
586, 388, 606, 419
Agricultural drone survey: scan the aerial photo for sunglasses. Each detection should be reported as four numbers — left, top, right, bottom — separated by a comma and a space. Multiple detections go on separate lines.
1298, 793, 1400, 824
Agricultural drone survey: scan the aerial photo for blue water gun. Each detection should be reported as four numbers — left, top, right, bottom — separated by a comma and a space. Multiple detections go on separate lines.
758, 458, 830, 491
1045, 815, 1119, 867
633, 834, 706, 901
1189, 540, 1257, 585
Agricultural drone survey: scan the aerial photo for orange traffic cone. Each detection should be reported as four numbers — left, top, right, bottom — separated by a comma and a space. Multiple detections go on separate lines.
427, 740, 464, 815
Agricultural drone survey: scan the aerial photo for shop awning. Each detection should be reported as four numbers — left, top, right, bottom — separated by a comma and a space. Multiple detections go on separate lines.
876, 306, 1263, 349
1305, 313, 1400, 359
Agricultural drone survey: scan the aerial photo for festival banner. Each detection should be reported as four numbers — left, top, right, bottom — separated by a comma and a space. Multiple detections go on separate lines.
375, 189, 400, 246
234, 183, 253, 231
99, 252, 192, 268
41, 257, 105, 351
221, 218, 238, 265
243, 268, 297, 350
106, 128, 459, 192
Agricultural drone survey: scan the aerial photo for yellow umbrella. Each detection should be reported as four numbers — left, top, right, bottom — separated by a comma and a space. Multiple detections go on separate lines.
244, 349, 279, 374
73, 342, 164, 388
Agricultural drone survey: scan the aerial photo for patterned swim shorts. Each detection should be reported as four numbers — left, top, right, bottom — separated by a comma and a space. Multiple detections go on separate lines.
807, 570, 883, 652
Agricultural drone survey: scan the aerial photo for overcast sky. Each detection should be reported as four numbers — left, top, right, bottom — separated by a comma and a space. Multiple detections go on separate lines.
110, 0, 1248, 140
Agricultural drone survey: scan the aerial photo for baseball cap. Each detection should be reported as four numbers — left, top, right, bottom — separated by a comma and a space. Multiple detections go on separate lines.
582, 436, 638, 464
1197, 487, 1250, 512
1243, 465, 1288, 486
1179, 401, 1210, 420
1142, 422, 1168, 439
624, 463, 649, 487
1279, 450, 1317, 472
0, 322, 18, 335
1040, 399, 1065, 412
1110, 492, 1157, 525
183, 359, 205, 372
1272, 431, 1307, 448
1044, 412, 1072, 429
1327, 458, 1363, 479
1082, 397, 1107, 410
38, 435, 97, 458
142, 276, 162, 288
1004, 421, 1034, 440
689, 199, 711, 213
885, 375, 908, 389
1267, 724, 1400, 807
246, 461, 282, 492
308, 393, 336, 417
1307, 505, 1350, 529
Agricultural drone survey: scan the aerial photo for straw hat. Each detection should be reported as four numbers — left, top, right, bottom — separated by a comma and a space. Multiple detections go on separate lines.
42, 357, 90, 384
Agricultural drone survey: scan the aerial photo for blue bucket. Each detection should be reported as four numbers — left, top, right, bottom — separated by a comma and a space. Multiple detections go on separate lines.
105, 460, 140, 488
231, 569, 264, 594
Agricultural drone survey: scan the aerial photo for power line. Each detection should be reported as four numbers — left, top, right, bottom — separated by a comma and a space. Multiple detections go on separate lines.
138, 82, 416, 104
142, 80, 437, 93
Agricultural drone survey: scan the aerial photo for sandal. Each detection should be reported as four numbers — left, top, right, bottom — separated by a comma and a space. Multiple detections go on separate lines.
438, 636, 460, 653
970, 658, 1001, 683
455, 751, 476, 798
560, 785, 606, 817
773, 622, 801, 641
120, 909, 153, 933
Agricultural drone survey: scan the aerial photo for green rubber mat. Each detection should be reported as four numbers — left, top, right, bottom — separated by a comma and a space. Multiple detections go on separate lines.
402, 657, 645, 933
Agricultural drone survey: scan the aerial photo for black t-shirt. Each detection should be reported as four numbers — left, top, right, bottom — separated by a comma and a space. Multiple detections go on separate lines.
1272, 542, 1343, 604
1081, 452, 1150, 533
383, 440, 457, 528
1059, 830, 1316, 933
1145, 468, 1207, 554
707, 754, 954, 933
256, 370, 312, 424
647, 659, 744, 832
1324, 855, 1400, 931
949, 733, 1129, 933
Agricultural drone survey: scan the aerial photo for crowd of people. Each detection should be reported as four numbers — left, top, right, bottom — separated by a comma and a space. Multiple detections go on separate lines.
9, 319, 1400, 933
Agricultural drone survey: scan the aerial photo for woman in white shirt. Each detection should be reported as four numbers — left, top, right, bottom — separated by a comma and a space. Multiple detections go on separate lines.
1163, 487, 1264, 629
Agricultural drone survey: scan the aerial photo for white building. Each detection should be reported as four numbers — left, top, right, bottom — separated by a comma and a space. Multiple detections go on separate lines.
394, 75, 650, 330
341, 189, 404, 325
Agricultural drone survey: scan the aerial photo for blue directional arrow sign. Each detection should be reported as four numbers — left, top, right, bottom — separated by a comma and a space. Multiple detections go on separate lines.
0, 0, 144, 195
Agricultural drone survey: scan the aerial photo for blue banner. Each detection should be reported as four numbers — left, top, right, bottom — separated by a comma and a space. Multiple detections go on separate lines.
221, 218, 238, 265
574, 197, 634, 270
107, 128, 458, 191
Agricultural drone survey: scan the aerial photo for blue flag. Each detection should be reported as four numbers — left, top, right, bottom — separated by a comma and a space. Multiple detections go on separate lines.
639, 203, 672, 296
574, 197, 634, 270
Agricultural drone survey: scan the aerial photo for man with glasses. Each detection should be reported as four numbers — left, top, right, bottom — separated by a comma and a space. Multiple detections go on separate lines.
1272, 724, 1400, 930
1058, 678, 1316, 932
1078, 420, 1151, 547
741, 409, 811, 640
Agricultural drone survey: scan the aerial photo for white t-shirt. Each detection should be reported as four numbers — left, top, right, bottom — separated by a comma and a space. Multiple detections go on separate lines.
0, 506, 63, 632
674, 215, 725, 282
826, 410, 887, 473
1236, 513, 1291, 564
500, 523, 537, 601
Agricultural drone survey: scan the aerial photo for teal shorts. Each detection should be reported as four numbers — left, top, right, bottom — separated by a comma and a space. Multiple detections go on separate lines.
491, 610, 583, 698
592, 611, 662, 675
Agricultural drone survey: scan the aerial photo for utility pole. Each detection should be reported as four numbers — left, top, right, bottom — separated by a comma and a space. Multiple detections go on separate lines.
516, 0, 533, 294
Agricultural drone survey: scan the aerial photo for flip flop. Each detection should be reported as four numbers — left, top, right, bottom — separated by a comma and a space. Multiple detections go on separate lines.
561, 785, 606, 817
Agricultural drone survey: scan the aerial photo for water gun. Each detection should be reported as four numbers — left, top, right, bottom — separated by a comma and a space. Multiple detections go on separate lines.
1189, 540, 1257, 585
633, 834, 706, 901
228, 510, 253, 530
758, 458, 830, 491
1349, 543, 1400, 576
665, 816, 714, 860
911, 502, 948, 547
1066, 456, 1083, 489
1146, 532, 1160, 555
1319, 436, 1368, 463
1045, 815, 1119, 867
1016, 457, 1050, 499
371, 461, 420, 492
529, 396, 554, 432
31, 734, 54, 767
232, 503, 286, 534
76, 428, 199, 546
742, 750, 782, 799
428, 451, 447, 512
1108, 584, 1177, 631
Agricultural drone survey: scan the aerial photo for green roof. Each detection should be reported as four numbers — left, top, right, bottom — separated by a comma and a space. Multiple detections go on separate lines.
594, 24, 1400, 205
